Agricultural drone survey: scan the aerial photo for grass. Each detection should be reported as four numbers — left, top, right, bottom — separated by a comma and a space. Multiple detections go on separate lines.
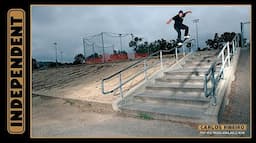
137, 112, 153, 120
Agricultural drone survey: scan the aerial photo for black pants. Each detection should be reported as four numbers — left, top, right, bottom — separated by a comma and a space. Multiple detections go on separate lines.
174, 24, 189, 42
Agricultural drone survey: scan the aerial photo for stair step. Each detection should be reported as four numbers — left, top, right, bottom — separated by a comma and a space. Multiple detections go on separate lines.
164, 70, 219, 77
120, 102, 206, 122
191, 54, 216, 57
186, 58, 221, 62
171, 67, 221, 72
145, 83, 206, 93
155, 77, 204, 83
134, 92, 210, 106
184, 63, 221, 68
185, 61, 222, 66
139, 90, 205, 97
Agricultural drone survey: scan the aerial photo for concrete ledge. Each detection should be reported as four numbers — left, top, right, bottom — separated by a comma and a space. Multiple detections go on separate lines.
204, 47, 241, 123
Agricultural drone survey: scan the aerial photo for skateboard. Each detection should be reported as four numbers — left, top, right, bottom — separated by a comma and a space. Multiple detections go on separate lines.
176, 38, 193, 48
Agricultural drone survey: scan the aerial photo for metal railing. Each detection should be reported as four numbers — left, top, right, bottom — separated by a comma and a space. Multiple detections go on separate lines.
204, 34, 240, 106
102, 39, 195, 98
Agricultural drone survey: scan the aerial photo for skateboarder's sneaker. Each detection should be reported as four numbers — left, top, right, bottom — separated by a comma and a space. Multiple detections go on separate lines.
184, 35, 190, 39
177, 42, 183, 46
177, 39, 183, 46
184, 35, 190, 41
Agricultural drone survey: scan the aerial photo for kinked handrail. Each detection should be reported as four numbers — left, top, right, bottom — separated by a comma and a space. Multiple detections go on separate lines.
204, 34, 240, 106
101, 39, 195, 98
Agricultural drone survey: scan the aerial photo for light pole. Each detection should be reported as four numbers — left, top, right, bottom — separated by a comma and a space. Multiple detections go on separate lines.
60, 51, 63, 63
192, 19, 200, 50
119, 34, 123, 52
92, 43, 95, 63
240, 21, 250, 48
53, 42, 58, 67
130, 33, 134, 40
82, 37, 86, 62
101, 32, 105, 63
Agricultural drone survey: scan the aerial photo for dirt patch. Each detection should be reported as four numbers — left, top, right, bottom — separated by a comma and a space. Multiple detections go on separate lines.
33, 94, 114, 114
32, 56, 176, 104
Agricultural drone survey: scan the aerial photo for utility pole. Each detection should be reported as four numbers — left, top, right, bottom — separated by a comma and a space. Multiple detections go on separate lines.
192, 19, 200, 50
119, 34, 123, 52
131, 33, 134, 40
240, 21, 250, 48
82, 37, 86, 63
60, 51, 63, 63
92, 43, 95, 63
53, 42, 58, 67
101, 32, 105, 63
240, 22, 243, 48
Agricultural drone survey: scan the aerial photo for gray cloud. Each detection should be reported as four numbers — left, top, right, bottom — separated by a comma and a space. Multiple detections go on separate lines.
32, 5, 251, 62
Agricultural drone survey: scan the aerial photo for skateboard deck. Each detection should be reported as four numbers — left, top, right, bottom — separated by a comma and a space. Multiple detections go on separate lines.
176, 38, 193, 48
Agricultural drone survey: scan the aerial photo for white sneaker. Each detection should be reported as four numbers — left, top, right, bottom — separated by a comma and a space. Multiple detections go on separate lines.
178, 42, 183, 46
184, 35, 190, 39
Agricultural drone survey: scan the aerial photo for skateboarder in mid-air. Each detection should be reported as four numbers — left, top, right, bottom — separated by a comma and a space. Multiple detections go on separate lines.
166, 10, 192, 46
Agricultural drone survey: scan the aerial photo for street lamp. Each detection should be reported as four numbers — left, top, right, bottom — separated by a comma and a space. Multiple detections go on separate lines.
192, 19, 200, 50
53, 42, 58, 67
60, 51, 63, 63
130, 33, 134, 40
119, 34, 123, 51
240, 21, 250, 48
82, 37, 86, 62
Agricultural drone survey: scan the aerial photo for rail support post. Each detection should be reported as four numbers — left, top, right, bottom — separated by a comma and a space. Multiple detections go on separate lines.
119, 73, 123, 98
227, 42, 231, 66
175, 48, 178, 62
160, 50, 163, 70
144, 60, 147, 80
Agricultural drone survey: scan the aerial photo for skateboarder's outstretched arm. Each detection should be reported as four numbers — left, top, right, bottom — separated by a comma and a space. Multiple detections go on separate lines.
184, 10, 192, 15
166, 19, 172, 24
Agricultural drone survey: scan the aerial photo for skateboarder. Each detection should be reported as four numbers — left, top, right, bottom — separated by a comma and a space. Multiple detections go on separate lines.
166, 10, 192, 46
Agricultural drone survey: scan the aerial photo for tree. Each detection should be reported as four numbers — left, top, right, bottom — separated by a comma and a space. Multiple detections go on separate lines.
220, 32, 236, 42
129, 37, 179, 55
73, 53, 85, 64
87, 53, 101, 59
206, 32, 236, 49
32, 58, 38, 70
129, 36, 143, 51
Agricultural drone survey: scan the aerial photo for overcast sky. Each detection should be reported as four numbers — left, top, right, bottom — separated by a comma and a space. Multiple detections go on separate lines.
32, 5, 251, 63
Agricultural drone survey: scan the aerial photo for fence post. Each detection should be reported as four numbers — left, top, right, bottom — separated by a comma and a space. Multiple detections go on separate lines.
221, 50, 224, 67
119, 73, 123, 98
175, 48, 178, 62
227, 42, 231, 66
160, 50, 163, 70
182, 45, 185, 57
211, 67, 216, 106
232, 41, 235, 55
144, 60, 147, 80
204, 75, 208, 97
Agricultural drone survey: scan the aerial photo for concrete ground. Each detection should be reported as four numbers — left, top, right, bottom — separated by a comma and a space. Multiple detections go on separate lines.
32, 48, 251, 138
219, 48, 251, 137
32, 95, 199, 137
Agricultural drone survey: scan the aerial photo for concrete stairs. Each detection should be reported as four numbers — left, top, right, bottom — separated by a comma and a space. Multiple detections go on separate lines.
117, 49, 224, 123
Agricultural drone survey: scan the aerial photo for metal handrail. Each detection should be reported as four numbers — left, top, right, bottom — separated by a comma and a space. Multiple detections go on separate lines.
101, 49, 174, 95
102, 39, 195, 97
204, 34, 240, 106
